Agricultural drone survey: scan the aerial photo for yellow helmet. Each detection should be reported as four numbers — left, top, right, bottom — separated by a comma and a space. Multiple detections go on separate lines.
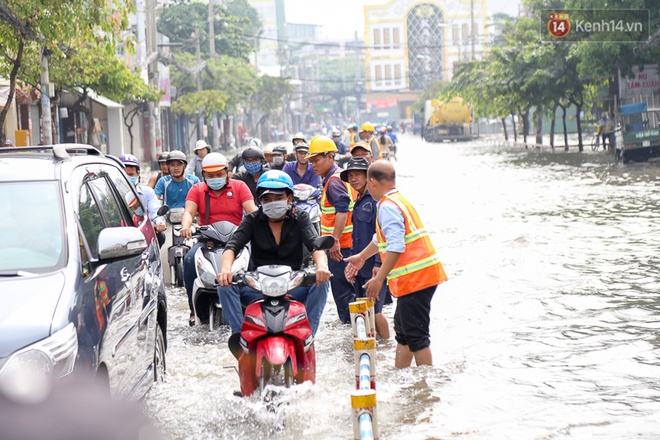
360, 122, 375, 132
307, 135, 338, 158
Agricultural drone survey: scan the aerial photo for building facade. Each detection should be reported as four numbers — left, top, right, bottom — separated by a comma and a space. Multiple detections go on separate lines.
364, 0, 488, 93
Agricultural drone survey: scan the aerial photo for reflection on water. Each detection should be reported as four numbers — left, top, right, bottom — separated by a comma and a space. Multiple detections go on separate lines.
147, 138, 660, 439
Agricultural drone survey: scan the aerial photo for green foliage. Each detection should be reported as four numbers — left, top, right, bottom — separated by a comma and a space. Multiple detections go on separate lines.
157, 1, 258, 60
172, 89, 227, 119
251, 75, 293, 115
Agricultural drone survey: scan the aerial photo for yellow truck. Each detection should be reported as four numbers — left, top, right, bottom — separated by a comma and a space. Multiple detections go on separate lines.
424, 97, 475, 142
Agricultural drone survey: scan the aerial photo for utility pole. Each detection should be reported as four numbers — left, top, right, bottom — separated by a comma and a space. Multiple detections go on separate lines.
145, 0, 162, 161
195, 28, 204, 141
208, 0, 215, 57
40, 47, 53, 145
470, 0, 476, 60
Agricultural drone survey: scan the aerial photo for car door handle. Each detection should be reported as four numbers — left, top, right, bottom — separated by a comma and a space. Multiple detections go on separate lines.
121, 267, 130, 283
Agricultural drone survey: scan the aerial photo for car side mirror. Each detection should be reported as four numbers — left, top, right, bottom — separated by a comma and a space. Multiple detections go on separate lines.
97, 227, 148, 261
157, 204, 169, 216
313, 235, 335, 251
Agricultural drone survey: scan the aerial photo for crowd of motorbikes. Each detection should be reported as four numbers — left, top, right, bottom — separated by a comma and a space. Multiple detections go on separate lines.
158, 137, 397, 397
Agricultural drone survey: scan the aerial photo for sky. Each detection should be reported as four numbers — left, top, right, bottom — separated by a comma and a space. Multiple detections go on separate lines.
284, 0, 522, 41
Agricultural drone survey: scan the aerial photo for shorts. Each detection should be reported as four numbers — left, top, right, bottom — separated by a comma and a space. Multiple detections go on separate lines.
354, 274, 386, 313
393, 285, 437, 352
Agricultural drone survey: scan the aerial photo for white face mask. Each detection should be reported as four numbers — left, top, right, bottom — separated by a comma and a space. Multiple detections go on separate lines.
273, 156, 284, 166
262, 200, 289, 219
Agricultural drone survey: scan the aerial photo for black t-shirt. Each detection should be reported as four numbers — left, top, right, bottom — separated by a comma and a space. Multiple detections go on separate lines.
224, 209, 318, 270
232, 171, 259, 199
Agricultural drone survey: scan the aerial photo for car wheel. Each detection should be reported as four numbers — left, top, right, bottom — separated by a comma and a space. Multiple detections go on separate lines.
154, 322, 166, 382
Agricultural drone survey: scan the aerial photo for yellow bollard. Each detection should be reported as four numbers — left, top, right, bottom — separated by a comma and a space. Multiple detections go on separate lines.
351, 389, 379, 440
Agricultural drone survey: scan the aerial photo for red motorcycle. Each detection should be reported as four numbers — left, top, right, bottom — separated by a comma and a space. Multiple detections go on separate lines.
228, 236, 333, 397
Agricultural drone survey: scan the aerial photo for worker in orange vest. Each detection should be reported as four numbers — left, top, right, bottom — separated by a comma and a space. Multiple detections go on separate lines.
307, 135, 358, 324
345, 160, 447, 368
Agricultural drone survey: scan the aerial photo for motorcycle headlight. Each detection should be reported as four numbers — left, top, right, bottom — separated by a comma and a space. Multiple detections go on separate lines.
260, 273, 289, 297
195, 253, 217, 288
288, 272, 305, 291
294, 187, 312, 201
244, 272, 261, 292
0, 323, 78, 388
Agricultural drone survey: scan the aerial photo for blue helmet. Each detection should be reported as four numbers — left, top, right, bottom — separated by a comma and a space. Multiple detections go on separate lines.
256, 170, 294, 198
118, 153, 140, 170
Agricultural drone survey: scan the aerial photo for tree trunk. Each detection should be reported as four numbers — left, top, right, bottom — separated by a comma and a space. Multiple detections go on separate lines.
560, 104, 568, 151
501, 117, 508, 141
0, 39, 24, 143
535, 105, 543, 146
550, 104, 557, 149
123, 106, 141, 155
521, 111, 529, 146
575, 103, 583, 152
511, 113, 518, 142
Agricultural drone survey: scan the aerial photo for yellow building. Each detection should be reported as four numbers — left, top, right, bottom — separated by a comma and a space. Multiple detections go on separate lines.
364, 0, 488, 93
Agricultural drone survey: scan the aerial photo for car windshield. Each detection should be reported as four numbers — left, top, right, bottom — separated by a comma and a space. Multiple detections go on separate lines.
0, 181, 66, 273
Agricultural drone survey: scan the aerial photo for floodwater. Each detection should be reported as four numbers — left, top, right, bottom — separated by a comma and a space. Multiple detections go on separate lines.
146, 135, 660, 439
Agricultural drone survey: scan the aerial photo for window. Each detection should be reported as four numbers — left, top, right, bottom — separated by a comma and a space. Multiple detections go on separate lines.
373, 29, 381, 48
79, 184, 105, 258
393, 28, 400, 48
383, 28, 391, 49
385, 64, 392, 85
394, 64, 402, 85
462, 23, 469, 44
375, 65, 382, 86
452, 25, 459, 46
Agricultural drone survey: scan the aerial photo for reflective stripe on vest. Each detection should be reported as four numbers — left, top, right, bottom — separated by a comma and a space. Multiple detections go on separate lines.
376, 191, 447, 297
320, 172, 357, 248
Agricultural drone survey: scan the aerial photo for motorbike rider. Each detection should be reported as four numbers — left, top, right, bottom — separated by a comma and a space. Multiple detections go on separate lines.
271, 144, 288, 170
154, 150, 200, 208
340, 157, 389, 338
307, 135, 358, 324
228, 138, 262, 177
377, 126, 393, 159
262, 143, 275, 168
119, 154, 167, 246
350, 141, 374, 164
187, 139, 211, 180
180, 152, 257, 326
292, 132, 306, 148
216, 170, 331, 336
232, 146, 267, 199
359, 122, 381, 160
148, 152, 170, 189
332, 129, 348, 155
386, 125, 398, 154
282, 141, 322, 187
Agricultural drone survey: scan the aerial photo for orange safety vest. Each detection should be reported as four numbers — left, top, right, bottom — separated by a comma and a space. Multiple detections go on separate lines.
320, 172, 357, 249
375, 191, 447, 297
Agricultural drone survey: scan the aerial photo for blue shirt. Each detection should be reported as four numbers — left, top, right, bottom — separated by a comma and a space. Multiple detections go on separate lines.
323, 164, 350, 213
387, 132, 398, 144
136, 184, 165, 225
352, 190, 380, 279
154, 174, 200, 209
282, 161, 322, 187
372, 191, 405, 253
334, 140, 348, 154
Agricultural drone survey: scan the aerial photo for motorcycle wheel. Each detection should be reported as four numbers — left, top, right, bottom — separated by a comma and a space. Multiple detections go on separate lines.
175, 258, 184, 288
284, 360, 294, 388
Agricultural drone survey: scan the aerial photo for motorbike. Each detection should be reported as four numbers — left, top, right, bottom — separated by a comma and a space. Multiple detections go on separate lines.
191, 220, 250, 330
164, 207, 192, 287
228, 236, 334, 397
293, 183, 322, 267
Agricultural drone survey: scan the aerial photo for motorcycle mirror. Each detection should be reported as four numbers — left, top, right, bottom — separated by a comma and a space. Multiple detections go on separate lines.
313, 235, 335, 251
157, 204, 169, 216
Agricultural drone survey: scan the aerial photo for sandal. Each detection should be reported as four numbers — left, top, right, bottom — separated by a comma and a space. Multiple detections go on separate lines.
189, 313, 196, 327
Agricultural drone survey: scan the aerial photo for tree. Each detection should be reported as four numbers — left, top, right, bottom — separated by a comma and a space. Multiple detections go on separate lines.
0, 0, 132, 143
246, 75, 293, 138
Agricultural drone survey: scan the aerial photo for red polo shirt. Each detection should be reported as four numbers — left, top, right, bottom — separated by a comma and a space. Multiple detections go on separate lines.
185, 179, 253, 226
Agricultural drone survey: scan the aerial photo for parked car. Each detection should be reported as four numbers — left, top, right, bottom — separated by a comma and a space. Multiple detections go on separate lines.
0, 144, 167, 399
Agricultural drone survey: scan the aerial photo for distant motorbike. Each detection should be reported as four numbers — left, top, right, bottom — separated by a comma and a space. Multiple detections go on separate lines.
191, 220, 250, 330
293, 183, 322, 267
164, 207, 192, 287
228, 236, 334, 397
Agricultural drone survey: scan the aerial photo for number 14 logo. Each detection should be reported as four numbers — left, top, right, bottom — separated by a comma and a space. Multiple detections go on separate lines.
548, 13, 570, 38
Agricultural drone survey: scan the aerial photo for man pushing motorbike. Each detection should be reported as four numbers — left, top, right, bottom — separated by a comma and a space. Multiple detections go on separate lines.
216, 170, 331, 336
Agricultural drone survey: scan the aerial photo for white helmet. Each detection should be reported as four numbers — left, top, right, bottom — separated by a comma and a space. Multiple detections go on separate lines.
249, 138, 263, 148
201, 152, 228, 173
194, 139, 211, 152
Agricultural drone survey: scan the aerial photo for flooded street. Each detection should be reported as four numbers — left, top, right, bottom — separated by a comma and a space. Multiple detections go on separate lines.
146, 134, 660, 439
